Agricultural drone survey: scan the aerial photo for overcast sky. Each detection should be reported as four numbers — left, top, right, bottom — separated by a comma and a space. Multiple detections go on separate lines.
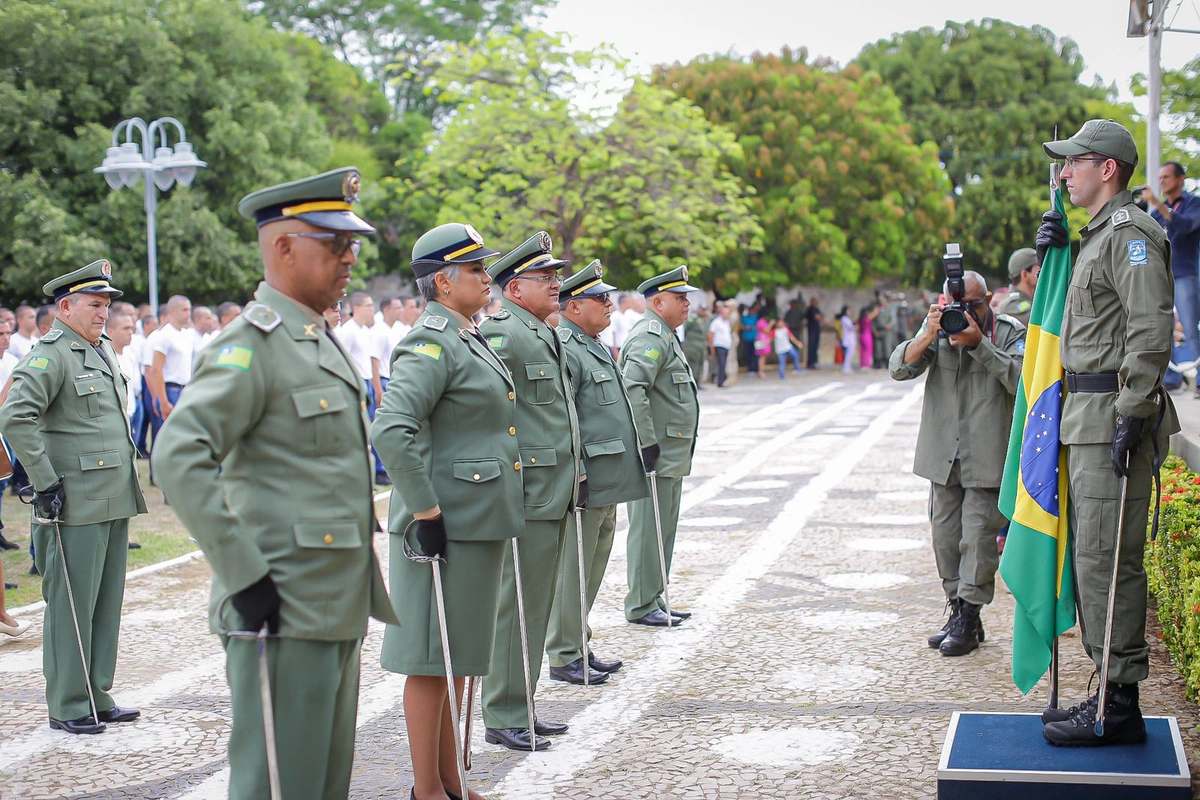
540, 0, 1199, 110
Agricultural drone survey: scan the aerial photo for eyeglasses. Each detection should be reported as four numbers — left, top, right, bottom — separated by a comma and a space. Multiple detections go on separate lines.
1063, 156, 1110, 169
586, 292, 611, 304
512, 274, 562, 286
285, 232, 362, 258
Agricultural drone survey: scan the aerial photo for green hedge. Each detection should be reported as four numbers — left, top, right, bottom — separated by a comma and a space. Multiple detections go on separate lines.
1146, 455, 1200, 699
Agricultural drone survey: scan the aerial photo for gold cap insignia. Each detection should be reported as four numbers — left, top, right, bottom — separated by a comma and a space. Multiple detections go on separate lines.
538, 231, 553, 253
342, 171, 361, 203
465, 224, 484, 245
593, 263, 603, 277
100, 260, 112, 280
680, 265, 689, 282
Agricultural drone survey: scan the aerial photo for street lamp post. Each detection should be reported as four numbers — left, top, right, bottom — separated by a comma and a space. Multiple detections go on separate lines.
94, 117, 206, 310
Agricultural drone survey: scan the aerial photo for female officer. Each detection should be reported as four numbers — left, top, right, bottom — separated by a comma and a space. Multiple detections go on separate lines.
373, 223, 524, 800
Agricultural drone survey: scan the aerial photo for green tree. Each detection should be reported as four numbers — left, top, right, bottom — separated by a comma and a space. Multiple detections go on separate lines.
854, 19, 1103, 285
0, 0, 380, 305
386, 32, 761, 290
1133, 56, 1200, 175
656, 48, 953, 291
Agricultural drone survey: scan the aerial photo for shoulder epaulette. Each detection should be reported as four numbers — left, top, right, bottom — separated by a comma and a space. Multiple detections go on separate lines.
647, 320, 663, 335
556, 326, 572, 343
1112, 208, 1133, 228
243, 302, 282, 333
422, 316, 449, 331
996, 313, 1025, 331
37, 329, 63, 344
490, 309, 511, 321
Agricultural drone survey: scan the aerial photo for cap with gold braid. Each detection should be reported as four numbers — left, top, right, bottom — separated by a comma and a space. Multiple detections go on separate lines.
43, 259, 123, 302
410, 222, 502, 278
237, 166, 375, 233
560, 259, 616, 300
488, 231, 570, 287
637, 265, 698, 297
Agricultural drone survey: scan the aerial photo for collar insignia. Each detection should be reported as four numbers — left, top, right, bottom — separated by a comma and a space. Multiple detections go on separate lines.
303, 323, 319, 338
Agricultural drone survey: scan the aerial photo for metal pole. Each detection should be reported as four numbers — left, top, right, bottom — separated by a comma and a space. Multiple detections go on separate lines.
1147, 0, 1165, 194
647, 471, 674, 626
575, 507, 589, 686
1048, 637, 1060, 711
144, 172, 159, 312
1095, 457, 1131, 737
510, 538, 537, 750
256, 627, 284, 800
463, 676, 476, 771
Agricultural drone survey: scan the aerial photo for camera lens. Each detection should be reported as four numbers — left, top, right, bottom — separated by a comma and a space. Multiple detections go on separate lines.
941, 307, 968, 335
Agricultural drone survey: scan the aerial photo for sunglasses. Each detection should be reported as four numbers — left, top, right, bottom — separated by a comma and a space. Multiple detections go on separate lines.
286, 232, 362, 258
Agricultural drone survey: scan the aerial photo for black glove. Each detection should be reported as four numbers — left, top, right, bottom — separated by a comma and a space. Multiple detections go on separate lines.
1111, 414, 1145, 478
1035, 210, 1068, 266
576, 478, 590, 510
641, 444, 660, 474
416, 515, 448, 558
231, 574, 282, 634
34, 477, 66, 523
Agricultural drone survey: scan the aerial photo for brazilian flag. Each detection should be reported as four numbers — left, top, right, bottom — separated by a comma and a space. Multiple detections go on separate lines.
998, 187, 1076, 694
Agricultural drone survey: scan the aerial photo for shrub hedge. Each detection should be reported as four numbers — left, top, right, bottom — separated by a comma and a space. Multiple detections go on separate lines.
1146, 455, 1200, 700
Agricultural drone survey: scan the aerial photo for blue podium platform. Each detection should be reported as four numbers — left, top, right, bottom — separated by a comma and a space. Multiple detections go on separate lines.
937, 712, 1191, 799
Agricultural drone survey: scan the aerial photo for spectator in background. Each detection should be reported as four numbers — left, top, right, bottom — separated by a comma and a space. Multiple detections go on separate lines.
0, 307, 14, 336
9, 304, 38, 359
804, 297, 823, 369
838, 305, 857, 374
340, 292, 387, 483
754, 312, 772, 377
146, 295, 194, 432
134, 308, 160, 455
682, 305, 710, 389
1145, 161, 1200, 397
708, 302, 733, 388
385, 294, 414, 351
191, 306, 219, 351
35, 305, 55, 338
0, 317, 19, 552
858, 304, 878, 369
740, 302, 760, 376
105, 310, 144, 550
784, 298, 806, 345
322, 301, 341, 332
772, 317, 803, 379
216, 301, 241, 328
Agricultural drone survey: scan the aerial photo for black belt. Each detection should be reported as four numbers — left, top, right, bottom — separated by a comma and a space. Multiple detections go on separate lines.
1063, 372, 1119, 393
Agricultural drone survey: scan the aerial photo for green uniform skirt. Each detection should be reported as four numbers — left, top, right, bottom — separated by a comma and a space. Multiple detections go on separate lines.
380, 537, 506, 676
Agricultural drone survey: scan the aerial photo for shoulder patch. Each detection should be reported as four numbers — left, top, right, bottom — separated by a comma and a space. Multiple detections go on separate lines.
556, 327, 572, 343
1112, 208, 1132, 228
487, 335, 504, 349
1015, 338, 1026, 355
37, 329, 63, 344
243, 303, 282, 333
1018, 301, 1030, 312
412, 342, 443, 360
648, 320, 663, 335
422, 316, 449, 331
1127, 239, 1149, 267
214, 345, 254, 371
490, 309, 511, 320
26, 356, 50, 371
642, 345, 662, 361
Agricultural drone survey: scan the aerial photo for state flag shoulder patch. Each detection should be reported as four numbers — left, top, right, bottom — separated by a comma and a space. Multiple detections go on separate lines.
215, 345, 254, 371
413, 343, 443, 360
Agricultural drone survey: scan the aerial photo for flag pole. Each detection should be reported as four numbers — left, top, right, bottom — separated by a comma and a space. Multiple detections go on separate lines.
1046, 137, 1061, 713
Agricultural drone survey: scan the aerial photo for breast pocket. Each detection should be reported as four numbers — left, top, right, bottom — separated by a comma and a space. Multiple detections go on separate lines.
291, 385, 352, 455
73, 377, 109, 418
590, 369, 618, 405
671, 370, 693, 402
524, 363, 557, 405
1068, 264, 1096, 318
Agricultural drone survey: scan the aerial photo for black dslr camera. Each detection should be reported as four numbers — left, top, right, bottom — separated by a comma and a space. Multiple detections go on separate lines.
939, 242, 970, 338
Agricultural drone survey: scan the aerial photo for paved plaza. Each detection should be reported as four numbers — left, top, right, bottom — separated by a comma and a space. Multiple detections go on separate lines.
1, 369, 1198, 798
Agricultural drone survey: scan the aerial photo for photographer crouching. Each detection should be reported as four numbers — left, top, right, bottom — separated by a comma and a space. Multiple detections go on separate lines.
890, 256, 1025, 657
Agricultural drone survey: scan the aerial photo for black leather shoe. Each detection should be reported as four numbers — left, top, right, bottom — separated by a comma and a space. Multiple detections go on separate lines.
549, 658, 609, 686
669, 609, 692, 620
485, 727, 552, 751
49, 715, 106, 735
127, 542, 142, 550
98, 705, 140, 723
28, 563, 39, 576
589, 652, 623, 673
630, 609, 677, 627
0, 535, 19, 551
4, 582, 16, 590
534, 717, 568, 736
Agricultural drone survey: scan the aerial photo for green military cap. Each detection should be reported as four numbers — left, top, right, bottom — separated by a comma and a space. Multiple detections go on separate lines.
1043, 119, 1139, 167
488, 231, 569, 287
637, 265, 698, 297
1008, 247, 1038, 279
561, 260, 616, 299
411, 222, 502, 278
237, 166, 375, 233
43, 259, 123, 302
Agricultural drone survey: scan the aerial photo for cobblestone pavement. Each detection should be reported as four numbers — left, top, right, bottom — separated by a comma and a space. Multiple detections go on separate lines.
2, 369, 1198, 799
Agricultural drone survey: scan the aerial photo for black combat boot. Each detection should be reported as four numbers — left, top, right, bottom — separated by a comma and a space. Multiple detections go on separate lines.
927, 599, 960, 648
939, 601, 981, 657
1042, 674, 1098, 724
1043, 681, 1146, 747
0, 520, 18, 551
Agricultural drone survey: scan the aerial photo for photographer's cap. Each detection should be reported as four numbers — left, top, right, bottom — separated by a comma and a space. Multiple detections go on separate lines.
1008, 248, 1038, 279
1042, 119, 1139, 167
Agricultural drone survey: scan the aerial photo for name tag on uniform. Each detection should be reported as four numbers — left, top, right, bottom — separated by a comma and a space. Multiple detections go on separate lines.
1127, 239, 1148, 267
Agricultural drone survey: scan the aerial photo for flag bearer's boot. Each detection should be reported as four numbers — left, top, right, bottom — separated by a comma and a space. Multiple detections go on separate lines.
1042, 674, 1098, 724
939, 601, 981, 657
1043, 682, 1146, 747
928, 598, 960, 648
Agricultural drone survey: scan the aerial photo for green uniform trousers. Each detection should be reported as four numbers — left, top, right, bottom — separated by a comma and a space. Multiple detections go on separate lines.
482, 514, 568, 729
929, 460, 1003, 606
625, 475, 683, 621
547, 504, 617, 667
226, 636, 362, 800
33, 518, 128, 721
1066, 442, 1153, 684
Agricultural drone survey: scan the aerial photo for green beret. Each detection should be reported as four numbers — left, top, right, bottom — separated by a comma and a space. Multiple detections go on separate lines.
488, 232, 569, 287
637, 265, 698, 297
43, 259, 123, 302
410, 223, 501, 278
237, 166, 375, 233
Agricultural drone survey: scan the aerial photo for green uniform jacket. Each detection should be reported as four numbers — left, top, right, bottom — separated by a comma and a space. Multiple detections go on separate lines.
889, 314, 1025, 488
682, 317, 708, 362
372, 303, 524, 541
998, 289, 1032, 328
618, 310, 699, 478
0, 319, 146, 524
557, 319, 649, 507
153, 282, 398, 640
480, 299, 581, 520
1061, 190, 1179, 444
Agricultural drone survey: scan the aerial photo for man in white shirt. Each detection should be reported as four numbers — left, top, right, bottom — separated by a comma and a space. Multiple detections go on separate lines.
191, 306, 219, 351
8, 304, 38, 359
708, 302, 734, 387
339, 292, 386, 482
217, 301, 241, 329
146, 295, 194, 437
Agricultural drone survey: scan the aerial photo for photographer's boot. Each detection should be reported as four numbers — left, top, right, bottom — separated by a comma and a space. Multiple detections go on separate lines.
927, 598, 960, 648
939, 601, 981, 657
1043, 682, 1146, 747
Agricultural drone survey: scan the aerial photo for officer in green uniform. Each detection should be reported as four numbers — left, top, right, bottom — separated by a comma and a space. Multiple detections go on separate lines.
998, 247, 1039, 328
153, 167, 400, 798
682, 305, 710, 388
479, 231, 582, 752
889, 270, 1024, 657
373, 222, 523, 800
547, 261, 649, 685
1035, 120, 1178, 746
620, 266, 700, 626
0, 259, 146, 735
